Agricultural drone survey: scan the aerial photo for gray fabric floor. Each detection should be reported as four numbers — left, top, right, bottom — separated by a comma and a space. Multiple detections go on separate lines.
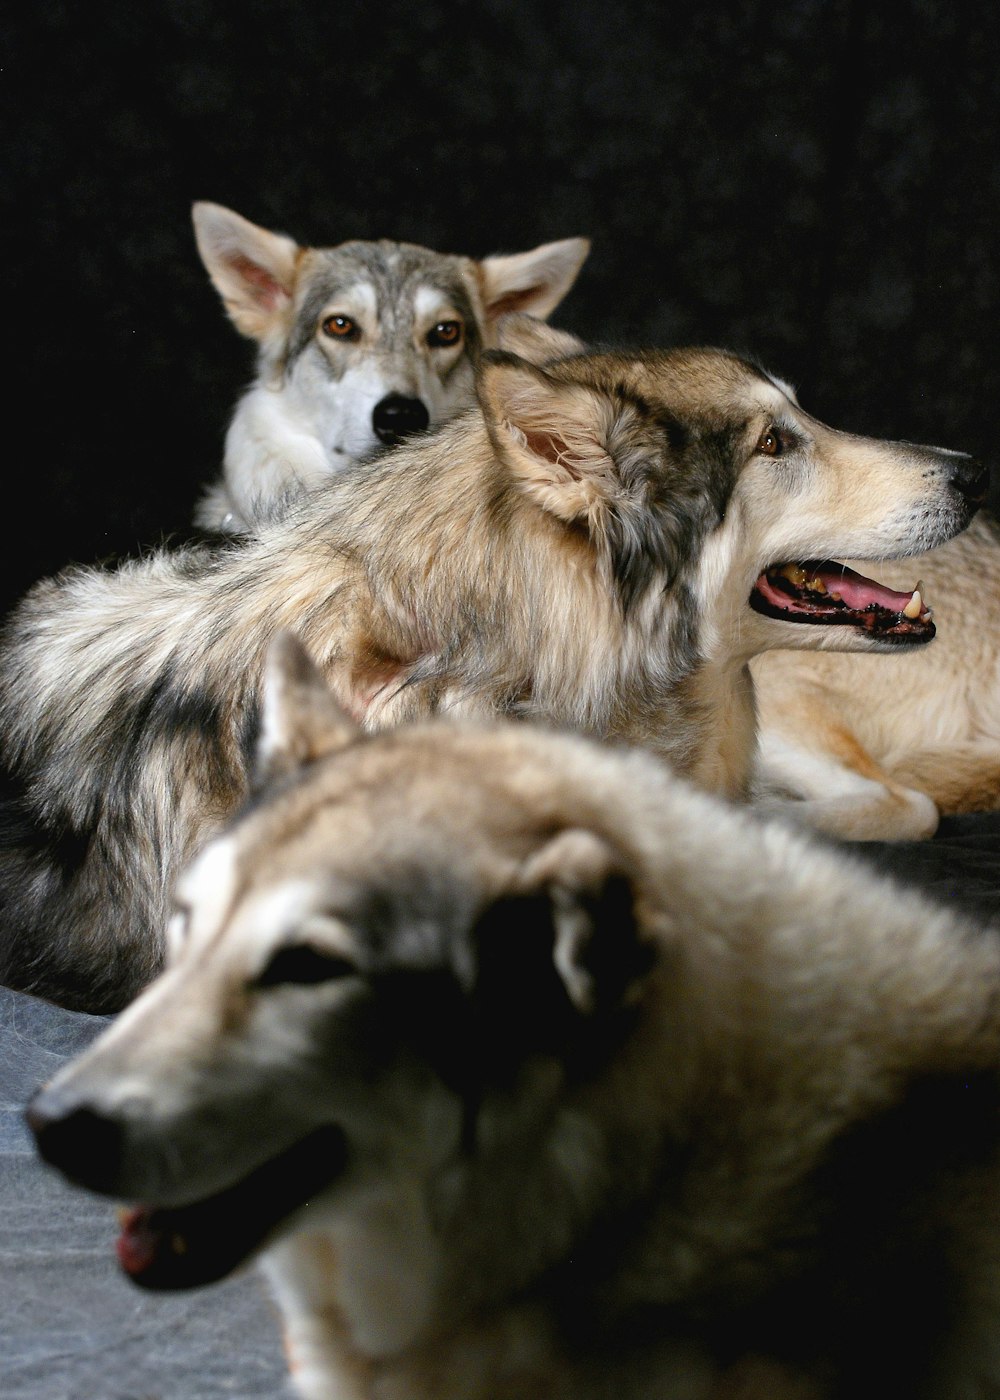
0, 988, 291, 1399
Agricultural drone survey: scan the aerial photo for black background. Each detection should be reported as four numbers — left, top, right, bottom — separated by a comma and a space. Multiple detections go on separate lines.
2, 13, 1000, 1385
3, 0, 998, 612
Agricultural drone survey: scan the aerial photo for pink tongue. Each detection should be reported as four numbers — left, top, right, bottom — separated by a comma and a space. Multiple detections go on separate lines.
812, 563, 913, 612
116, 1207, 166, 1277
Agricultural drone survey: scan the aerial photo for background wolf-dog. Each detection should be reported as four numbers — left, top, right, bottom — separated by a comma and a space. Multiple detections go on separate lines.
191, 200, 590, 532
28, 633, 1000, 1400
0, 342, 984, 1011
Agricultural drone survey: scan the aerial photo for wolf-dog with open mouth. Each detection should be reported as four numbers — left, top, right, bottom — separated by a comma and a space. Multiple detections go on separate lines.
27, 633, 1000, 1400
0, 327, 985, 1010
750, 508, 1000, 839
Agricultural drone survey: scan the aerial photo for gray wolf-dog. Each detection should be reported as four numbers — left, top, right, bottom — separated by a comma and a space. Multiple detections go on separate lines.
0, 338, 985, 1011
28, 633, 1000, 1400
191, 200, 590, 532
750, 509, 1000, 840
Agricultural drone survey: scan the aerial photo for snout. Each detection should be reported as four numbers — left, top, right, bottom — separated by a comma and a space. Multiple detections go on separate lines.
27, 1086, 126, 1197
372, 392, 430, 446
944, 450, 990, 506
901, 443, 990, 545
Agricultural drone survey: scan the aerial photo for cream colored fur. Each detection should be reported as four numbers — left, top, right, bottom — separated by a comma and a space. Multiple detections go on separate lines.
752, 511, 1000, 839
28, 634, 1000, 1400
0, 339, 982, 1012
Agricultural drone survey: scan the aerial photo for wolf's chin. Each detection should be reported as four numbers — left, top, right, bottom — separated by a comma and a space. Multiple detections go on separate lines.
748, 559, 935, 644
116, 1123, 348, 1290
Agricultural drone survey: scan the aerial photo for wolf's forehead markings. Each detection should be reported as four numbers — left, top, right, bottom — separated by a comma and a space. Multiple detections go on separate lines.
293, 259, 474, 361
179, 839, 340, 961
177, 834, 239, 950
238, 878, 332, 962
298, 279, 378, 329
732, 360, 798, 412
766, 373, 798, 404
413, 284, 464, 323
755, 379, 797, 416
289, 279, 362, 363
316, 242, 403, 281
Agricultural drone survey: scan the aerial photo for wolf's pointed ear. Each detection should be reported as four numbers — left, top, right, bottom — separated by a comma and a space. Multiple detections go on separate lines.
494, 312, 588, 363
192, 201, 300, 345
255, 631, 360, 789
479, 237, 590, 324
516, 829, 653, 1015
477, 353, 623, 524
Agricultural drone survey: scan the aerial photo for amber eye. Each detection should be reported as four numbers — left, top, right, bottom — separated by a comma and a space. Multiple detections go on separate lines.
322, 314, 358, 340
756, 425, 785, 457
427, 320, 462, 348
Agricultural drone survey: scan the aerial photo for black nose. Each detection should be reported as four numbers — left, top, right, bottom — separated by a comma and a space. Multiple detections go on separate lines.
950, 455, 990, 505
26, 1091, 125, 1194
372, 394, 430, 446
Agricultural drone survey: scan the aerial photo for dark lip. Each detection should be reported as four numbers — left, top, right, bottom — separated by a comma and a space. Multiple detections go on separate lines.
748, 558, 936, 646
748, 587, 937, 644
117, 1123, 348, 1291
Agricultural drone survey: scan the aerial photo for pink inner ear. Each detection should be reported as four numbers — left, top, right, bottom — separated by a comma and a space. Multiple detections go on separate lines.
344, 653, 415, 724
522, 429, 581, 477
488, 285, 542, 317
230, 253, 287, 309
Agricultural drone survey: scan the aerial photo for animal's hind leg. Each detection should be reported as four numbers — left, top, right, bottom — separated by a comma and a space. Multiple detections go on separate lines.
888, 741, 1000, 816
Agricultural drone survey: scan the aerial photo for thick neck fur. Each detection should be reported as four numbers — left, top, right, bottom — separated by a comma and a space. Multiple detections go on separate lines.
0, 407, 762, 1011
257, 412, 758, 794
2, 410, 762, 824
447, 764, 1000, 1307
264, 745, 1000, 1392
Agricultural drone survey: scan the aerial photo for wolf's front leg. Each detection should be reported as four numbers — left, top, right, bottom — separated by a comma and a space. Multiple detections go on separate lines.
262, 1242, 374, 1400
281, 1311, 373, 1400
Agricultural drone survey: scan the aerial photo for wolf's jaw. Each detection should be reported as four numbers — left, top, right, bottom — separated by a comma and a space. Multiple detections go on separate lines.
748, 559, 935, 643
116, 1124, 348, 1290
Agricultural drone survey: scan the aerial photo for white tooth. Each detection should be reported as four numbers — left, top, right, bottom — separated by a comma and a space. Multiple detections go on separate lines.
903, 586, 924, 619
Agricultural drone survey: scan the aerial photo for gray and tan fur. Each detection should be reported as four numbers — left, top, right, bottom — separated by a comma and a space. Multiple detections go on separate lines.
751, 509, 1000, 839
28, 634, 1000, 1400
0, 339, 983, 1011
192, 201, 590, 532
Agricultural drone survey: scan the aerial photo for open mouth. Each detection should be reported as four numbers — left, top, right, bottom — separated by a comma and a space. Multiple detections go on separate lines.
115, 1124, 347, 1290
749, 560, 935, 644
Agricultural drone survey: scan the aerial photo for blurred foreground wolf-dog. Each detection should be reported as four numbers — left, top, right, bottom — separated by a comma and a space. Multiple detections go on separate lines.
191, 201, 589, 532
29, 634, 1000, 1400
0, 333, 985, 1011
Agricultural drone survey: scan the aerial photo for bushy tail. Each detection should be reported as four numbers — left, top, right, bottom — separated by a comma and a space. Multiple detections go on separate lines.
0, 786, 158, 1013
